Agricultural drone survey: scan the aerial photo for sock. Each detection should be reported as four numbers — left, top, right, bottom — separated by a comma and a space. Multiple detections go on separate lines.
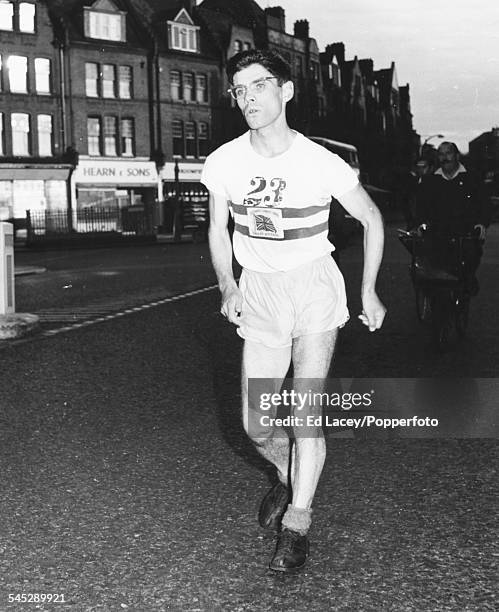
281, 504, 312, 535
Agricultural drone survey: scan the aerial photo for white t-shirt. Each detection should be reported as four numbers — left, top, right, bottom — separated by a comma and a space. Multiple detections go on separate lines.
201, 131, 359, 273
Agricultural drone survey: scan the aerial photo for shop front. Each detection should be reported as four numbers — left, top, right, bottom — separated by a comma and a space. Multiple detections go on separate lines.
71, 159, 161, 233
0, 164, 72, 235
160, 161, 208, 233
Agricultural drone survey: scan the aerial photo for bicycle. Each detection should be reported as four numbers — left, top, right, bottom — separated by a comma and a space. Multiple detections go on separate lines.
399, 230, 482, 351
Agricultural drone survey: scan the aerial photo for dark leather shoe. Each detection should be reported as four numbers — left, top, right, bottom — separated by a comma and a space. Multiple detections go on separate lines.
258, 481, 290, 529
269, 528, 309, 572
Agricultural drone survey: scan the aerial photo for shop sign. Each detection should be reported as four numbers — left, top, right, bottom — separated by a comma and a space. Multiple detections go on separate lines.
74, 160, 159, 185
161, 162, 204, 182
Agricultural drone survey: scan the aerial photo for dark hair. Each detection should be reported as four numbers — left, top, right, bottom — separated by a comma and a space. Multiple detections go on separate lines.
439, 141, 460, 156
227, 48, 292, 85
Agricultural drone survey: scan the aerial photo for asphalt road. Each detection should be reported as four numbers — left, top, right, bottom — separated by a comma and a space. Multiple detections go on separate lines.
1, 224, 497, 611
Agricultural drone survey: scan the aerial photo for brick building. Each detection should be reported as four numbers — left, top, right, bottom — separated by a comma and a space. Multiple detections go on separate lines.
132, 0, 220, 218
0, 0, 72, 222
49, 0, 161, 224
1, 0, 420, 233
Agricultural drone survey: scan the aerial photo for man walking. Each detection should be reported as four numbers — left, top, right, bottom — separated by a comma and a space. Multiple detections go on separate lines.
201, 49, 386, 572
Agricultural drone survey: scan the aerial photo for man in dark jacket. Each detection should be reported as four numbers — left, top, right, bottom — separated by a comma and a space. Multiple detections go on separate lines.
415, 141, 490, 293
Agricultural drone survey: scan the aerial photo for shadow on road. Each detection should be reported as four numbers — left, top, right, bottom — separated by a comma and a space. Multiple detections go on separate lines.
193, 311, 272, 480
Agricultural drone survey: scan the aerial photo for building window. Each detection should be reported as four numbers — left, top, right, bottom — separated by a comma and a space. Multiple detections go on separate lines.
19, 2, 35, 32
243, 42, 251, 51
234, 40, 242, 53
170, 70, 181, 100
170, 23, 199, 52
102, 64, 116, 98
87, 10, 124, 42
196, 74, 207, 103
198, 122, 208, 158
172, 120, 184, 157
8, 55, 28, 93
87, 117, 101, 156
11, 113, 30, 156
295, 56, 303, 77
104, 116, 117, 156
119, 65, 132, 99
311, 61, 320, 81
185, 121, 196, 157
35, 58, 50, 94
121, 118, 134, 157
85, 63, 99, 97
37, 114, 52, 156
0, 1, 13, 30
0, 113, 4, 156
183, 73, 194, 101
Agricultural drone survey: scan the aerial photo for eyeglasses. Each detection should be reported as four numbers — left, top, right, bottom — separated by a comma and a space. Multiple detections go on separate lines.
227, 76, 279, 100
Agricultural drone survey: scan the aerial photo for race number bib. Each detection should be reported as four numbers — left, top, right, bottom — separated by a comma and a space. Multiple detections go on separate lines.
247, 207, 284, 240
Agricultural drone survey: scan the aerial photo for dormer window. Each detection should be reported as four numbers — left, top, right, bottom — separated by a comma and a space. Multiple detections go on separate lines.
167, 8, 199, 53
84, 0, 126, 42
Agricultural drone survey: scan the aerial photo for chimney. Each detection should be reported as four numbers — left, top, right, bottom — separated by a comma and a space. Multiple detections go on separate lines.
294, 19, 309, 40
265, 6, 285, 32
180, 0, 196, 14
326, 42, 345, 64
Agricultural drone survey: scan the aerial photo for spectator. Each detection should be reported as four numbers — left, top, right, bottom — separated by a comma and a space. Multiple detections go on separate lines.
415, 141, 491, 294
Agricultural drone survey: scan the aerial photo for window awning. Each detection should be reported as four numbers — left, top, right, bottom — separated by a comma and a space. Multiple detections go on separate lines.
0, 166, 72, 181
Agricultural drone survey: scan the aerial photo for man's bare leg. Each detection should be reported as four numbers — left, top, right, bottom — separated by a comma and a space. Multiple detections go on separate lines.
241, 339, 292, 483
269, 329, 338, 571
289, 329, 338, 510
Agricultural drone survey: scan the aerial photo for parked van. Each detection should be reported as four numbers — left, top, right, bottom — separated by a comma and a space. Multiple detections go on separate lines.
309, 136, 362, 256
309, 136, 361, 177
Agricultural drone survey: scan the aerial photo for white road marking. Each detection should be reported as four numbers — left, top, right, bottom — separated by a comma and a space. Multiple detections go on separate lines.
0, 284, 219, 347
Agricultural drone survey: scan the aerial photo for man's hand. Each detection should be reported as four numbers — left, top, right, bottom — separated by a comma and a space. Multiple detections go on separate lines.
474, 224, 486, 240
220, 287, 243, 326
358, 291, 386, 332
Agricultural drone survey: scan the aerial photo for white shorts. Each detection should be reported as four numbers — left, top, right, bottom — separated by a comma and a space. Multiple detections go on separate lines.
237, 255, 349, 348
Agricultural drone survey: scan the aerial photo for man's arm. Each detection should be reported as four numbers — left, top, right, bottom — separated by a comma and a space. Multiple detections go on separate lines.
208, 191, 243, 325
336, 184, 386, 331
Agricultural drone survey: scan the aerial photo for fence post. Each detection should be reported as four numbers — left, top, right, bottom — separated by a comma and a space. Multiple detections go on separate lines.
173, 159, 182, 242
0, 221, 39, 339
26, 210, 32, 243
0, 222, 15, 315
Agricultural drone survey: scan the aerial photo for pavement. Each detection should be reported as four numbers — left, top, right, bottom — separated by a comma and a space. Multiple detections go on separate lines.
15, 265, 47, 277
1, 223, 497, 611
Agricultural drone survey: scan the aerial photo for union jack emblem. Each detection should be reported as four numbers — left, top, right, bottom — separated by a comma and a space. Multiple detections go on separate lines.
255, 214, 276, 233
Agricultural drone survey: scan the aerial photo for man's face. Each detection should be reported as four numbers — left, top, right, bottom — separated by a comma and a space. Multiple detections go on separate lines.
438, 144, 459, 174
232, 63, 291, 130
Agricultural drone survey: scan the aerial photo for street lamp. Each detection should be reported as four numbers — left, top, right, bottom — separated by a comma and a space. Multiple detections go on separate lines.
420, 134, 444, 158
423, 133, 445, 146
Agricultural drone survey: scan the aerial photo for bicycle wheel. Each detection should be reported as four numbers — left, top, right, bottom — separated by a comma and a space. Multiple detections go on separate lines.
455, 294, 470, 338
416, 287, 431, 322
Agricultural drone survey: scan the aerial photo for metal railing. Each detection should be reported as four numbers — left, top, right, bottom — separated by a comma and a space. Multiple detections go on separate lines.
26, 207, 154, 241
